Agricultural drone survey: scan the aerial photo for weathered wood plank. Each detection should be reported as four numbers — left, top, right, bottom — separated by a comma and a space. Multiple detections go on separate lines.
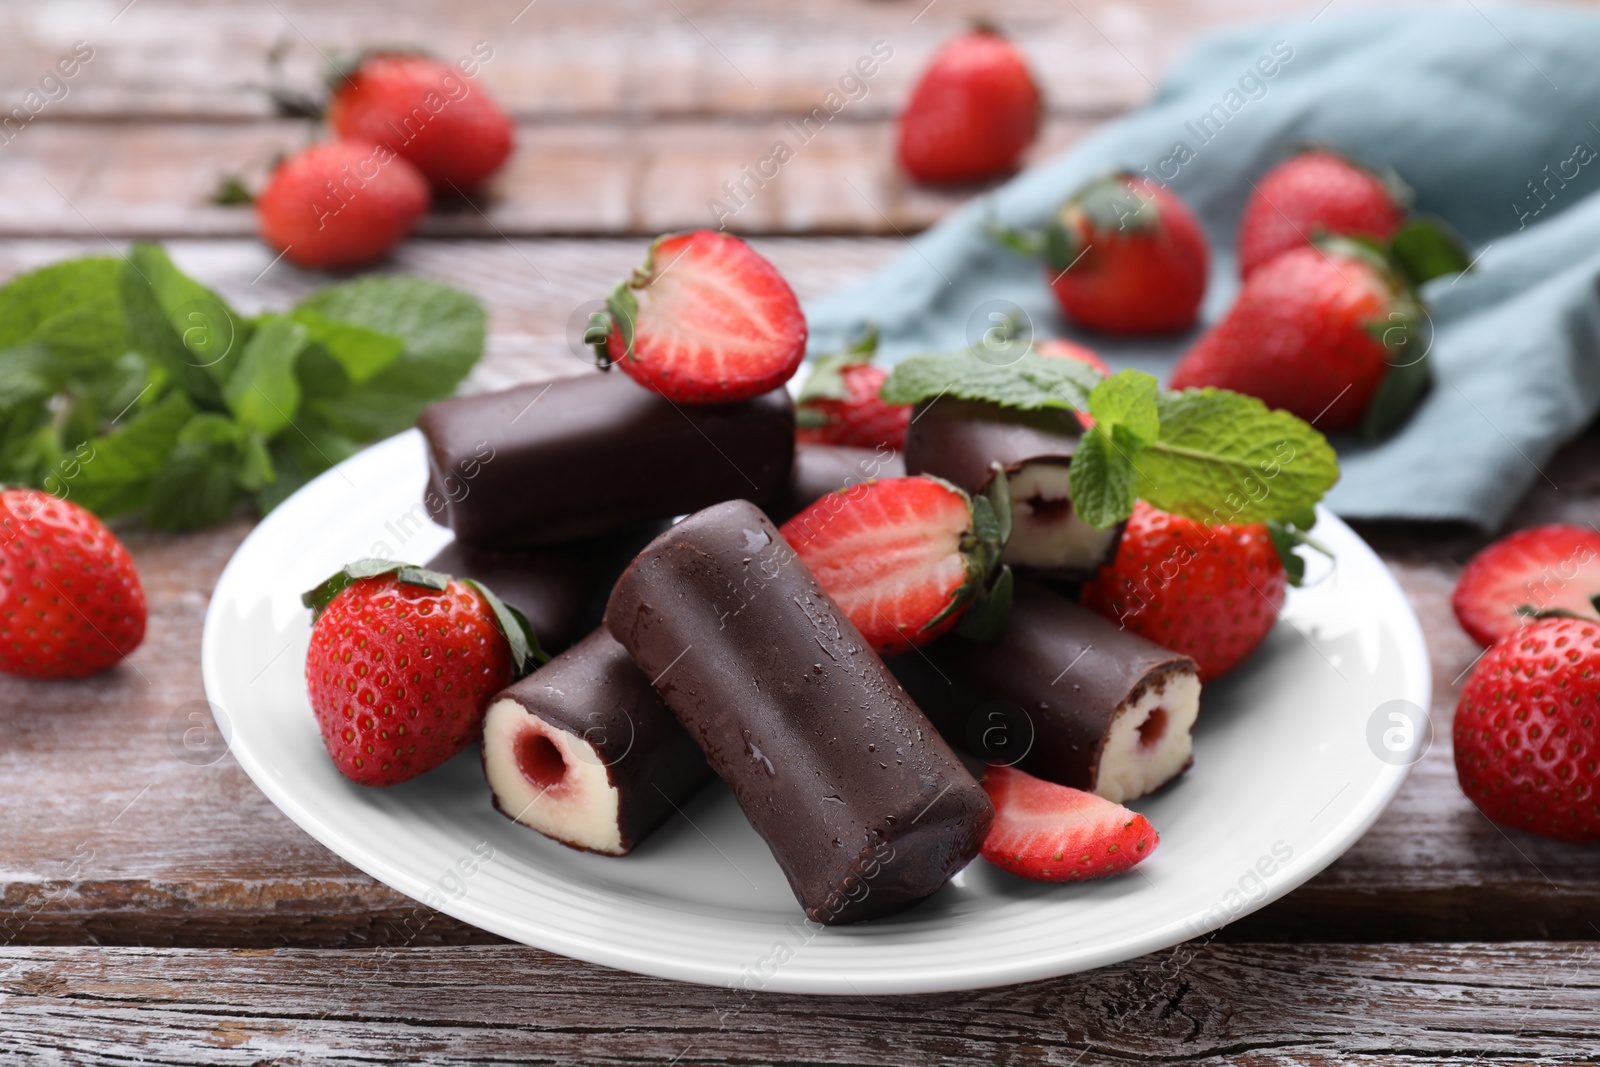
0, 0, 1331, 122
1, 943, 1597, 1065
0, 116, 1092, 237
1, 239, 1598, 951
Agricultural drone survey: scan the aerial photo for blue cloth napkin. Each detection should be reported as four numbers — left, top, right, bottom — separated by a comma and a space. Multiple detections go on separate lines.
804, 6, 1600, 529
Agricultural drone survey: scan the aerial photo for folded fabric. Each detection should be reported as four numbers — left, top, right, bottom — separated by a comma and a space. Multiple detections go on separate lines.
805, 7, 1600, 529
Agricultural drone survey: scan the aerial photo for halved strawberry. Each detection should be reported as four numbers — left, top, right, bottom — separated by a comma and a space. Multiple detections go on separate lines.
1452, 524, 1600, 647
980, 765, 1158, 881
778, 475, 1009, 654
588, 230, 808, 404
796, 328, 911, 450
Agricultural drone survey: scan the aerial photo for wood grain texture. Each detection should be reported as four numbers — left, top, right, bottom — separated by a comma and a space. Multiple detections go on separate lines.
2, 943, 1598, 1064
0, 0, 1333, 121
0, 116, 1092, 237
1, 238, 1598, 952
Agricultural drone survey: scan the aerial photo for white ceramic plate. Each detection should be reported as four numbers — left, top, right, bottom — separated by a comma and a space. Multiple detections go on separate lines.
203, 429, 1431, 995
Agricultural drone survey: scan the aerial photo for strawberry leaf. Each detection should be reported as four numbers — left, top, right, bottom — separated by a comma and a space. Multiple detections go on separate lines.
956, 565, 1014, 641
1390, 216, 1473, 287
1361, 347, 1433, 442
301, 559, 548, 674
798, 325, 879, 403
462, 578, 549, 675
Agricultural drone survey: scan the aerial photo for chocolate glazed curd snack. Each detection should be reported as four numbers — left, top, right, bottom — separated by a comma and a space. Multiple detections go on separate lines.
771, 441, 906, 523
418, 372, 795, 550
483, 630, 713, 855
604, 499, 993, 925
892, 581, 1201, 803
904, 396, 1120, 583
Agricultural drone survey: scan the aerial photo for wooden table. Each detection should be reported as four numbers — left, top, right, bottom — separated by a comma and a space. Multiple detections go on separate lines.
3, 1, 1598, 1062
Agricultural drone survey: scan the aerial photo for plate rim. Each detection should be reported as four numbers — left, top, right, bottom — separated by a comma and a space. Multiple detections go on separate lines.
203, 429, 1431, 995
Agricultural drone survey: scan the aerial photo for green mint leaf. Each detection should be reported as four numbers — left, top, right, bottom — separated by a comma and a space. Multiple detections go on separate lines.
120, 243, 246, 406
1134, 389, 1340, 526
1088, 370, 1159, 449
880, 348, 1101, 412
1068, 426, 1137, 529
254, 412, 360, 515
223, 314, 308, 437
143, 413, 276, 531
984, 464, 1013, 548
290, 308, 404, 385
63, 391, 196, 518
295, 276, 485, 441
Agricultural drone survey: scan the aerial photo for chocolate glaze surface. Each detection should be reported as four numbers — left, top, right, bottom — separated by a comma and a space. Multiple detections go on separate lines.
903, 397, 1120, 583
771, 442, 906, 523
418, 372, 795, 549
604, 500, 993, 925
890, 581, 1197, 792
490, 629, 714, 854
427, 525, 662, 655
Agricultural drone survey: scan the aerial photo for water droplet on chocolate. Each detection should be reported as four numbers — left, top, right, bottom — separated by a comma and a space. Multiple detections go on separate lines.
822, 794, 843, 804
742, 528, 770, 552
742, 729, 776, 777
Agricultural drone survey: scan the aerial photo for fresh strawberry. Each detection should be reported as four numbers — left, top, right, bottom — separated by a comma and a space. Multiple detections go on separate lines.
257, 140, 430, 270
1012, 174, 1209, 335
897, 25, 1041, 185
1452, 525, 1600, 647
779, 476, 1007, 654
980, 765, 1158, 881
302, 561, 541, 787
0, 489, 145, 679
795, 329, 911, 450
589, 230, 808, 404
1169, 241, 1411, 432
1034, 338, 1111, 376
1454, 617, 1600, 843
1238, 150, 1408, 278
328, 52, 515, 192
1081, 501, 1286, 681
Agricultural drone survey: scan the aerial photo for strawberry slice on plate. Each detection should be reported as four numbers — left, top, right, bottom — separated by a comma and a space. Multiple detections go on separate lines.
779, 475, 1009, 654
1452, 524, 1600, 647
980, 765, 1158, 881
589, 230, 808, 404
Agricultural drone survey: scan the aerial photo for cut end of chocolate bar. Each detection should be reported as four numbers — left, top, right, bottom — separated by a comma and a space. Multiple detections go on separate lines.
1094, 664, 1201, 803
1001, 458, 1122, 575
484, 697, 627, 855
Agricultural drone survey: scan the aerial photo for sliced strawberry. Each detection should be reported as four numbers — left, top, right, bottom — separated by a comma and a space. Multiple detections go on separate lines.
590, 230, 807, 404
1452, 525, 1600, 647
796, 328, 912, 450
779, 476, 1007, 654
980, 765, 1158, 881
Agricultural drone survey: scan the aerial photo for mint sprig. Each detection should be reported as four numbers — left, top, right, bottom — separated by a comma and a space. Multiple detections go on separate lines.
880, 347, 1101, 412
0, 244, 486, 531
881, 352, 1340, 529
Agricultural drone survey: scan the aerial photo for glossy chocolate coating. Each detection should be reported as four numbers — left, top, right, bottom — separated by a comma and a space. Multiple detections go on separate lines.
491, 629, 714, 854
903, 397, 1120, 583
890, 581, 1196, 792
905, 397, 1082, 490
771, 442, 906, 523
418, 372, 795, 549
604, 500, 993, 925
